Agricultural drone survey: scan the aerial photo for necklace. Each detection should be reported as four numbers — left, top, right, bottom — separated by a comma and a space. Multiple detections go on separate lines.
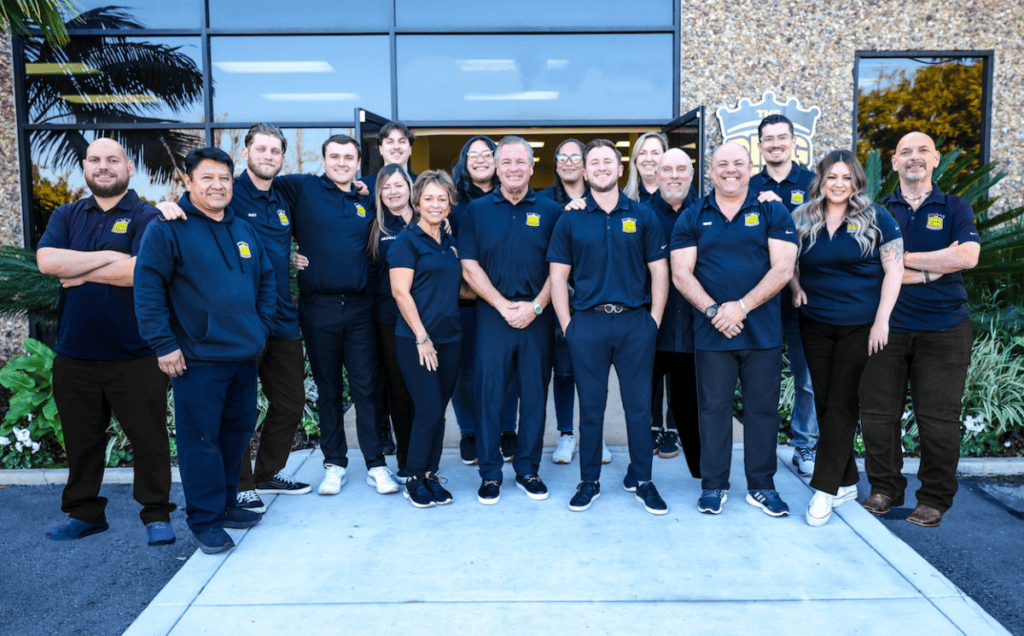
902, 189, 931, 205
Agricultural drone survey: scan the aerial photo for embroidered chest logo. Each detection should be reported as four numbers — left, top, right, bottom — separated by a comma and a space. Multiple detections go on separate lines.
790, 190, 805, 206
238, 241, 252, 258
622, 218, 637, 233
926, 213, 944, 230
847, 222, 858, 231
355, 205, 367, 218
744, 212, 760, 227
111, 218, 130, 234
526, 213, 541, 227
278, 210, 290, 226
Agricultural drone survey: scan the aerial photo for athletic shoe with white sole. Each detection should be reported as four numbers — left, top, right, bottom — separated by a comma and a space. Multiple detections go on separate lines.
366, 466, 400, 494
515, 474, 549, 500
236, 489, 267, 513
568, 481, 601, 511
318, 464, 346, 495
697, 489, 728, 514
255, 471, 312, 495
834, 484, 858, 507
806, 489, 834, 527
791, 447, 816, 477
746, 489, 790, 517
552, 434, 575, 464
601, 440, 612, 464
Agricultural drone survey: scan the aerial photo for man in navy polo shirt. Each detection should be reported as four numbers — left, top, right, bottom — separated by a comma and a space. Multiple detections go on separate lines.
37, 138, 176, 546
748, 114, 819, 478
135, 147, 276, 554
358, 121, 418, 206
547, 139, 670, 516
459, 135, 562, 505
859, 132, 979, 527
276, 135, 399, 497
671, 142, 798, 517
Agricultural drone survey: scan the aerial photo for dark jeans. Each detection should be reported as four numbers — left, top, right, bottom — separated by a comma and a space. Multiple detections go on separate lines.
859, 319, 973, 512
239, 338, 305, 491
800, 316, 871, 495
299, 293, 383, 469
653, 350, 701, 478
695, 347, 782, 491
172, 361, 258, 534
396, 337, 462, 478
51, 355, 175, 526
377, 321, 414, 469
452, 304, 518, 436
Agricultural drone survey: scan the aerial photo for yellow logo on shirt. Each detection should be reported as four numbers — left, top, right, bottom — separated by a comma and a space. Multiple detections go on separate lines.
745, 213, 760, 227
111, 218, 130, 234
356, 205, 367, 218
451, 246, 459, 257
622, 218, 637, 233
791, 191, 805, 205
927, 214, 944, 230
526, 213, 540, 227
277, 210, 290, 226
238, 241, 252, 258
847, 222, 858, 231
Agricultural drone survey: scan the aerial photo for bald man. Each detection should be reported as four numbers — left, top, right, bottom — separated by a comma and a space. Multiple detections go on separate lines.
859, 132, 979, 527
670, 143, 798, 517
37, 138, 176, 546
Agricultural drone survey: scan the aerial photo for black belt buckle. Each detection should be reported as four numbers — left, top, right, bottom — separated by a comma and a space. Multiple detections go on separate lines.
598, 303, 625, 314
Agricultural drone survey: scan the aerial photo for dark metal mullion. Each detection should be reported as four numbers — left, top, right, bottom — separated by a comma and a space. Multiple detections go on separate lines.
851, 52, 861, 155
980, 51, 994, 167
390, 0, 398, 119
12, 35, 34, 250
673, 0, 680, 117
202, 1, 213, 146
45, 29, 202, 36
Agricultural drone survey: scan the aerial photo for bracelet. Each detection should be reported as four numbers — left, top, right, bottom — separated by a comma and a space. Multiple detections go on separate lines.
738, 299, 748, 318
415, 335, 430, 345
923, 271, 930, 284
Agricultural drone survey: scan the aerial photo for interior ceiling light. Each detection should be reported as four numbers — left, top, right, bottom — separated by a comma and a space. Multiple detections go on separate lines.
214, 61, 334, 73
62, 94, 162, 104
26, 63, 100, 75
464, 91, 558, 101
262, 93, 359, 101
615, 141, 631, 148
528, 141, 544, 148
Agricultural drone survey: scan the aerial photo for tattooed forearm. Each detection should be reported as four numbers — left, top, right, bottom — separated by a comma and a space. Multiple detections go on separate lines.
880, 238, 904, 265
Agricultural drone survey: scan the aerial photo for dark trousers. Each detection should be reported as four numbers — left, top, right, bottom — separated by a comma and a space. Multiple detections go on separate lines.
800, 316, 871, 495
566, 310, 657, 483
299, 293, 383, 469
695, 347, 782, 491
51, 355, 174, 526
238, 338, 305, 491
653, 350, 701, 478
552, 325, 575, 432
859, 319, 973, 512
452, 304, 519, 436
474, 304, 554, 481
172, 361, 258, 534
377, 321, 414, 469
396, 337, 462, 478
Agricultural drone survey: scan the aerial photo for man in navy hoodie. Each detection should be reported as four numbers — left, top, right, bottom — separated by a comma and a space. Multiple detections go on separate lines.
135, 147, 276, 554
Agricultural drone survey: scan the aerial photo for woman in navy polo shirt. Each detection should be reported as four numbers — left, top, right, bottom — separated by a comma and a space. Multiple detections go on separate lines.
623, 132, 667, 204
788, 150, 904, 527
389, 170, 464, 508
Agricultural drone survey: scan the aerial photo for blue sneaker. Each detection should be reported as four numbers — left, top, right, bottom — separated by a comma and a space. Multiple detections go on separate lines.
636, 482, 668, 515
697, 489, 728, 514
746, 489, 790, 517
146, 521, 176, 546
193, 528, 235, 554
46, 518, 109, 541
568, 481, 600, 512
224, 506, 262, 529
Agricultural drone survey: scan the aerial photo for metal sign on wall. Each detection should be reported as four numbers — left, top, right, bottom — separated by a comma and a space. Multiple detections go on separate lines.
716, 92, 822, 171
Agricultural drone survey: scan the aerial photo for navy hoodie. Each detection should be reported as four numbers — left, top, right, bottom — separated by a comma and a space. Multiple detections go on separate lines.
134, 194, 276, 364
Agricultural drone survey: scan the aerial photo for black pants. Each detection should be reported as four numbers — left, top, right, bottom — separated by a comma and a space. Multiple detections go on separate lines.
377, 321, 414, 469
859, 319, 973, 512
238, 338, 305, 491
652, 350, 701, 478
800, 316, 871, 495
396, 336, 462, 478
299, 293, 384, 469
51, 355, 175, 526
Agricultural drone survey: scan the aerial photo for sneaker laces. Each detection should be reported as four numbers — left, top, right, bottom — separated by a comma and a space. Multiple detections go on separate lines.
426, 473, 447, 485
238, 490, 260, 504
482, 479, 500, 488
274, 472, 300, 486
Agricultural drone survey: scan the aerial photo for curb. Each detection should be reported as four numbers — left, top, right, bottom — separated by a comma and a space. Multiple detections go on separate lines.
777, 446, 1024, 477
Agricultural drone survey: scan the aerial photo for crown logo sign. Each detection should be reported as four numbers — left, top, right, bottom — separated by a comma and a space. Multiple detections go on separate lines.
716, 92, 822, 172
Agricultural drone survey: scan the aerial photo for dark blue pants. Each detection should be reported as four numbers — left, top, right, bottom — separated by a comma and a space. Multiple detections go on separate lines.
653, 350, 701, 477
299, 293, 383, 469
172, 361, 258, 534
474, 303, 554, 481
396, 337, 462, 478
453, 304, 518, 436
566, 310, 657, 483
695, 347, 782, 491
552, 325, 575, 432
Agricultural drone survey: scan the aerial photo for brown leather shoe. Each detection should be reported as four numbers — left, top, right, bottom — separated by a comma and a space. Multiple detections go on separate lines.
862, 492, 896, 515
907, 503, 944, 527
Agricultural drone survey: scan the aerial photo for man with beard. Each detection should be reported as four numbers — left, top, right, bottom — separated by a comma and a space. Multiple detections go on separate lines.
37, 138, 176, 546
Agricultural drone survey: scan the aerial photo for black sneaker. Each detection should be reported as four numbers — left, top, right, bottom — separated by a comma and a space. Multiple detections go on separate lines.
746, 489, 790, 517
515, 474, 549, 500
236, 489, 267, 513
651, 430, 663, 456
697, 489, 728, 514
424, 474, 453, 505
378, 419, 396, 456
403, 476, 436, 508
658, 431, 681, 459
478, 479, 501, 505
254, 472, 312, 495
500, 431, 517, 462
460, 434, 478, 466
224, 506, 262, 529
568, 481, 601, 512
194, 528, 235, 554
636, 482, 668, 515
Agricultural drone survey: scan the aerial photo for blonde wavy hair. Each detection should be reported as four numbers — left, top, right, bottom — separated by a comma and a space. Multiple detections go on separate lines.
623, 132, 667, 201
792, 150, 880, 258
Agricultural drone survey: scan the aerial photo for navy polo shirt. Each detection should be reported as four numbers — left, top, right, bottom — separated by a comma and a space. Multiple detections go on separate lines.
547, 191, 666, 311
450, 181, 492, 238
648, 190, 697, 353
879, 184, 979, 333
275, 173, 373, 296
387, 224, 462, 344
457, 188, 562, 302
37, 189, 156, 361
670, 191, 797, 351
537, 182, 589, 208
370, 212, 409, 324
797, 205, 903, 326
230, 171, 299, 340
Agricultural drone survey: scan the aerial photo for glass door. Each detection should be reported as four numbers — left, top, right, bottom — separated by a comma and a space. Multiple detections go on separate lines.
354, 108, 392, 179
662, 106, 704, 195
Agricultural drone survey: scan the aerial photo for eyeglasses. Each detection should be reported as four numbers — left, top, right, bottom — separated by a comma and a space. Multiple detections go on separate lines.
466, 150, 493, 160
555, 154, 583, 164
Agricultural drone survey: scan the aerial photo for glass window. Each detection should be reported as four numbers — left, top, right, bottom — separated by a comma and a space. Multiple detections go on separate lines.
396, 0, 673, 28
214, 127, 354, 177
396, 34, 674, 122
63, 1, 203, 30
211, 36, 391, 123
24, 36, 204, 125
209, 0, 391, 30
857, 55, 987, 170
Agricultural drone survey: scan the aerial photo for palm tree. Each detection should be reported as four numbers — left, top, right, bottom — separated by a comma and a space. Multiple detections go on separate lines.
0, 0, 78, 46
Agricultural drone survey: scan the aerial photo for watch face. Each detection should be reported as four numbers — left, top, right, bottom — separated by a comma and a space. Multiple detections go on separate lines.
705, 305, 718, 319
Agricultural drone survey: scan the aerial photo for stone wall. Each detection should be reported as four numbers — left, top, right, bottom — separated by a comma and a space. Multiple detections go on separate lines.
0, 33, 28, 363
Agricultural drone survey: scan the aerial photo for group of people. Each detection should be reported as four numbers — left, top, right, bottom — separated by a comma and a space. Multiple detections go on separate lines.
36, 113, 978, 554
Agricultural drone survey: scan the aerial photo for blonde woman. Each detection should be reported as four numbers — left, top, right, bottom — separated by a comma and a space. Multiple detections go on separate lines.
623, 132, 667, 203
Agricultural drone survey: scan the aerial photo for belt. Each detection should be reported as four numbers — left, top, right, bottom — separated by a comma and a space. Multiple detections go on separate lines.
588, 304, 635, 314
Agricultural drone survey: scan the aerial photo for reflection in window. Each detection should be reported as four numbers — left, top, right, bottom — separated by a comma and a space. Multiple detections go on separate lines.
395, 0, 672, 28
214, 128, 354, 178
857, 56, 986, 170
396, 34, 674, 122
211, 36, 391, 123
209, 0, 390, 29
60, 1, 204, 29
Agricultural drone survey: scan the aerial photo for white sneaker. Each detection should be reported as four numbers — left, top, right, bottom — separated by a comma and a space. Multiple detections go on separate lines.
318, 464, 346, 495
552, 434, 575, 464
601, 440, 612, 464
366, 466, 400, 494
806, 489, 834, 527
834, 484, 858, 507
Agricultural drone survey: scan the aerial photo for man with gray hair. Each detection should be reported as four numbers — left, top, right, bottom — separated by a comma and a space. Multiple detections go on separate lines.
458, 136, 563, 505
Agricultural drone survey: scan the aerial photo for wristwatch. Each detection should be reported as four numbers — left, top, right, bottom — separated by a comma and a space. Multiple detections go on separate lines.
704, 303, 720, 319
532, 301, 543, 315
